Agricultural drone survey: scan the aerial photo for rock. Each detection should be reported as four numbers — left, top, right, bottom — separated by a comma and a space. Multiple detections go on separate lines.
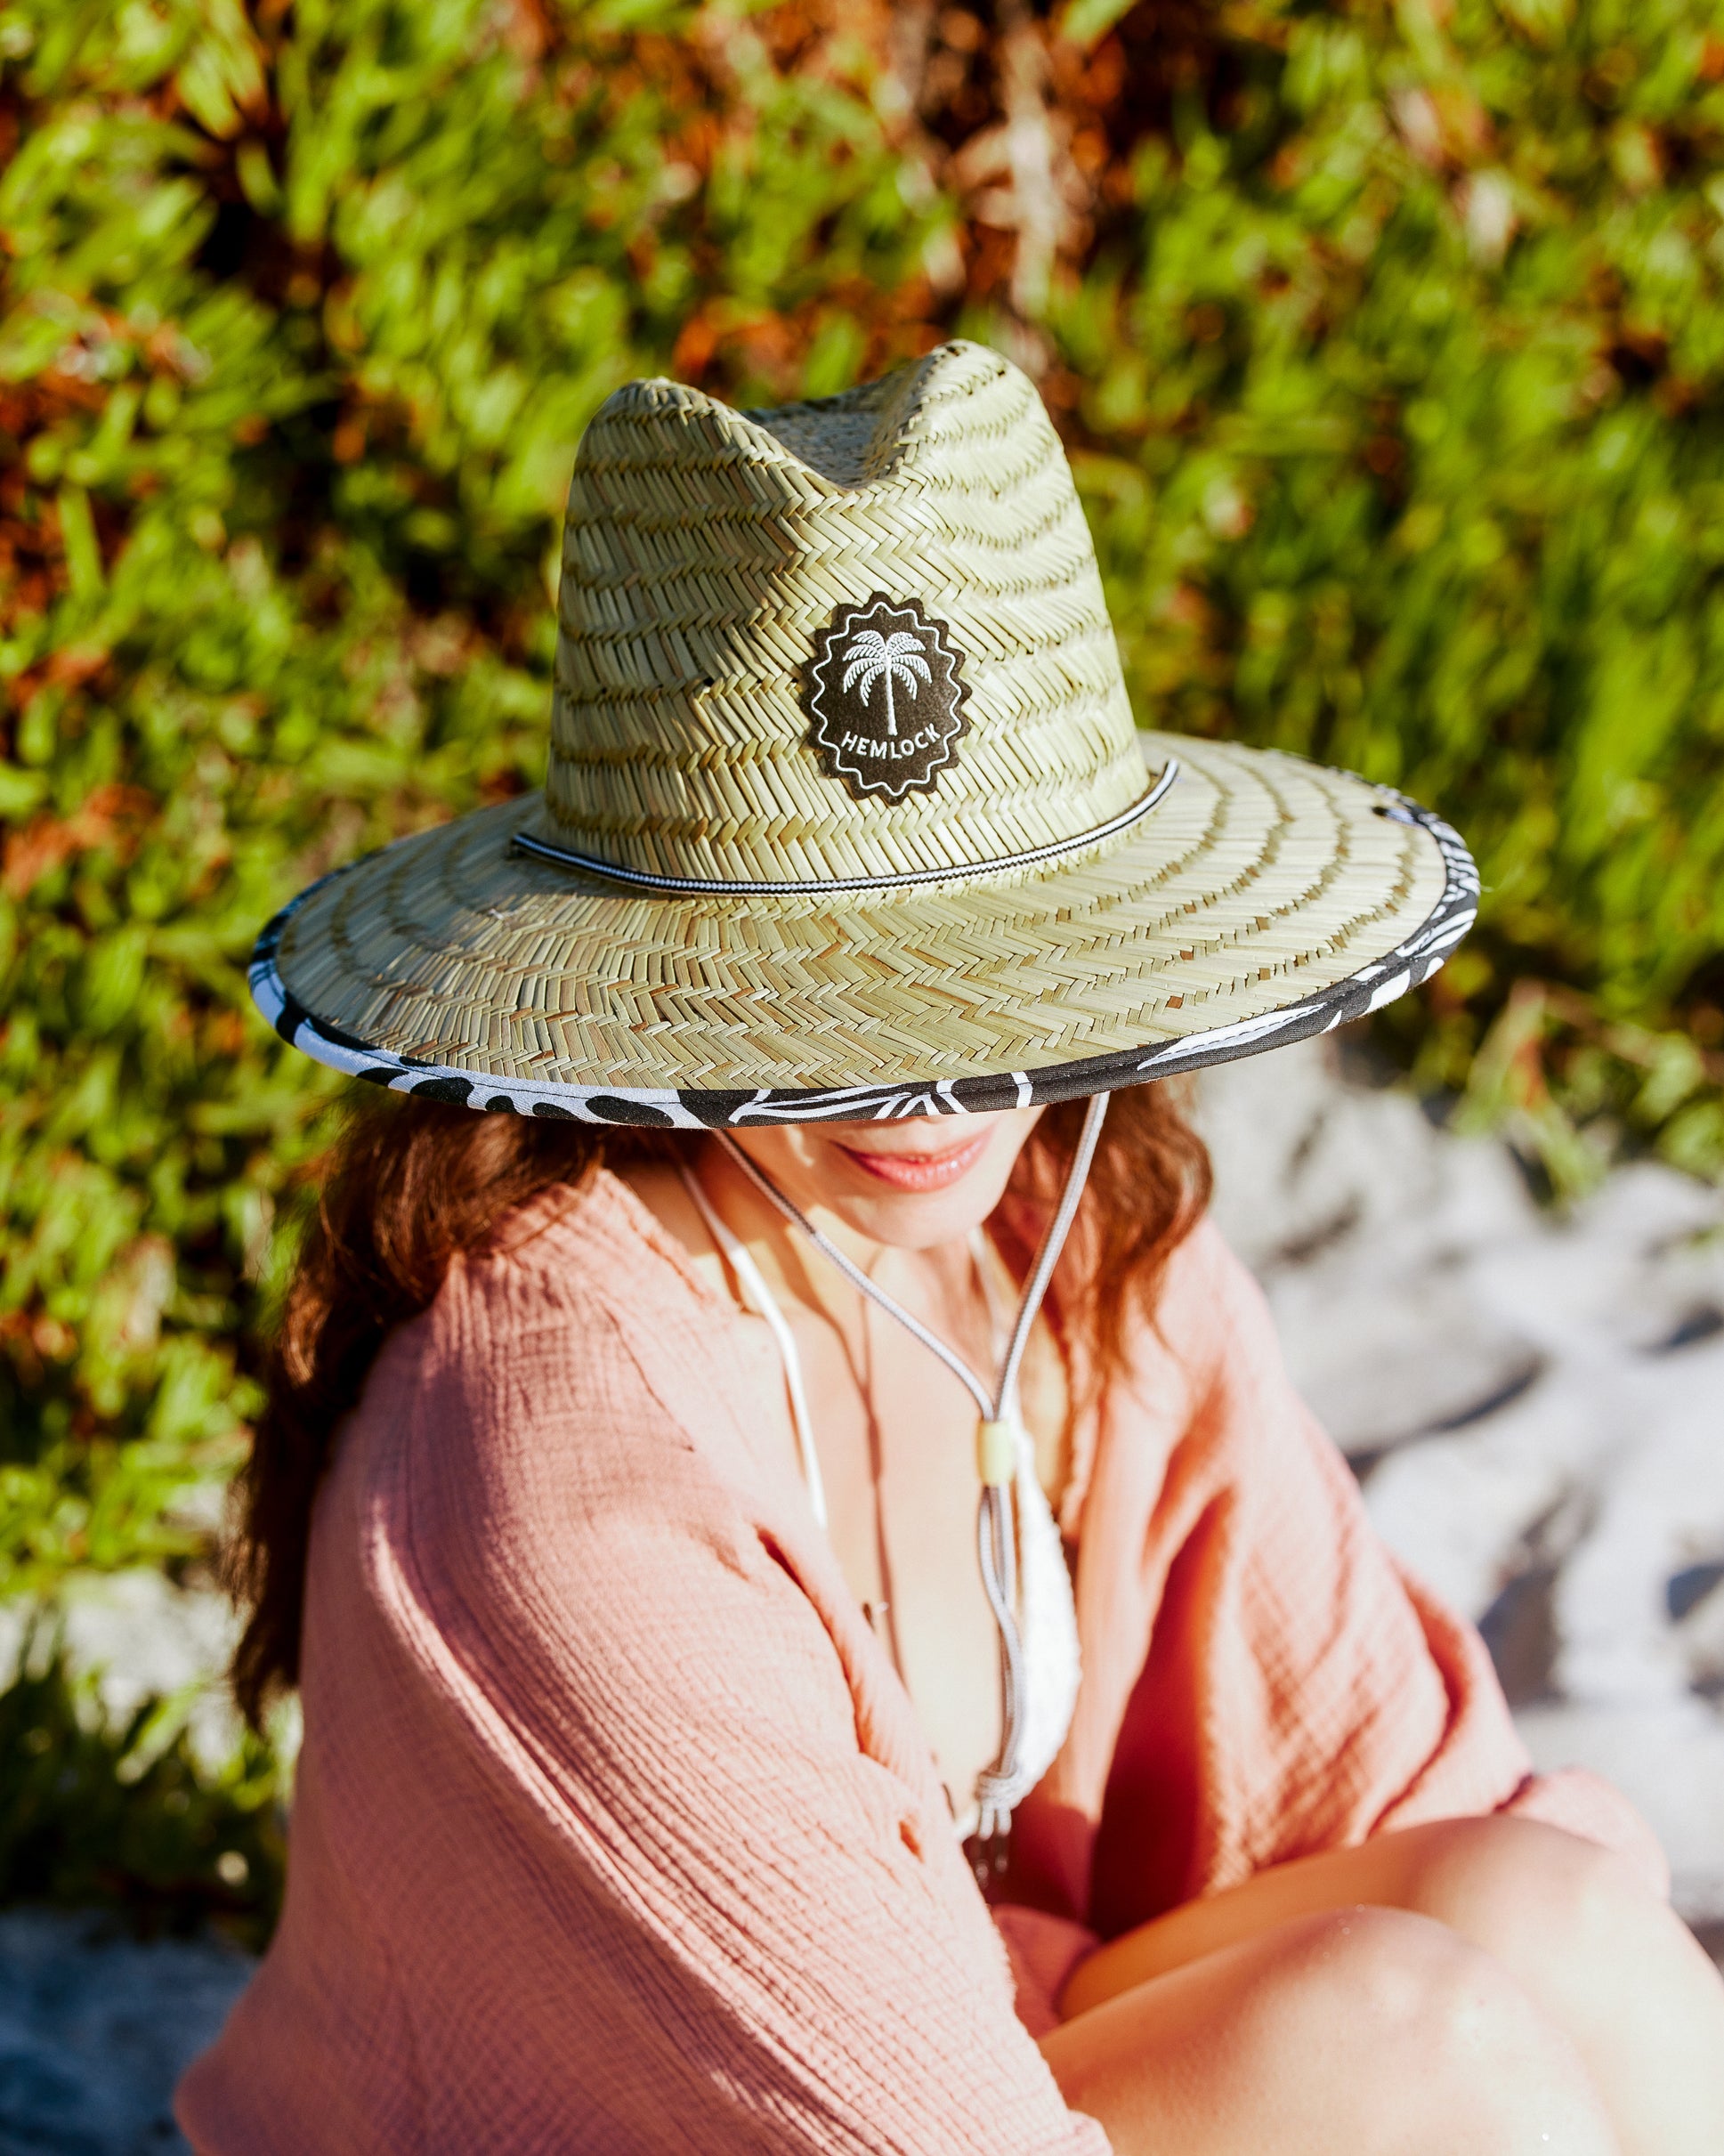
1194, 1040, 1548, 1454
0, 1910, 247, 2155
1200, 1033, 1724, 1942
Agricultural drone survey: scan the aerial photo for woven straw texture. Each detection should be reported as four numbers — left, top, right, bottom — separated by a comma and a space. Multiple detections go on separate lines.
267, 733, 1454, 1095
548, 342, 1143, 883
257, 341, 1475, 1120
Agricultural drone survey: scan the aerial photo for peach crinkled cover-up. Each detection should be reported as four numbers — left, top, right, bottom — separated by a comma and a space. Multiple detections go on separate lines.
178, 1171, 1664, 2155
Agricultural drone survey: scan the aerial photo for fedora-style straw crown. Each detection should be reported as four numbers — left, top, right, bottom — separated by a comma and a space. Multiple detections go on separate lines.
251, 338, 1478, 1125
546, 341, 1145, 888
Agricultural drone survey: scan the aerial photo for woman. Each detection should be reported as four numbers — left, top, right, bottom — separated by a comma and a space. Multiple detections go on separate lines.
182, 343, 1724, 2152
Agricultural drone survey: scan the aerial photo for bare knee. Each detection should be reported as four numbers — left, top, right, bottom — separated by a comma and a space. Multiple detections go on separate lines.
1045, 1907, 1617, 2156
1391, 1817, 1724, 2151
1257, 1906, 1616, 2153
1397, 1816, 1686, 1990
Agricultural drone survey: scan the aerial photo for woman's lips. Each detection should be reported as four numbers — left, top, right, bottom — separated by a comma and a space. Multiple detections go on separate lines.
833, 1131, 991, 1192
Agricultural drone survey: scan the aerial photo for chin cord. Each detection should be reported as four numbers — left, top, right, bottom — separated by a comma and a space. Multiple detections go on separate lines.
713, 1091, 1110, 1893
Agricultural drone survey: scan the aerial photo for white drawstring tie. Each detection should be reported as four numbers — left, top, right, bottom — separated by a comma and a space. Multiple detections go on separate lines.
696, 1095, 1106, 1892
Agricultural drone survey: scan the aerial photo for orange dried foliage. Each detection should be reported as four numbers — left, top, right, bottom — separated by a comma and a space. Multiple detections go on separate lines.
3, 783, 156, 898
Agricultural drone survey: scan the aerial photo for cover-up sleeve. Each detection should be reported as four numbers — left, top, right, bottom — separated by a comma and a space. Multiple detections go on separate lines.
313, 1260, 1109, 2156
1089, 1222, 1667, 1935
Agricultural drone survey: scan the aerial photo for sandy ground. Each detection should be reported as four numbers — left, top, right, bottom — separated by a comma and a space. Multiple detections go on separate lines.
3, 1035, 1721, 2151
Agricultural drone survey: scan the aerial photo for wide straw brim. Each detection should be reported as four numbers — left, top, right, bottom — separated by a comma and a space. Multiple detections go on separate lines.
252, 734, 1477, 1127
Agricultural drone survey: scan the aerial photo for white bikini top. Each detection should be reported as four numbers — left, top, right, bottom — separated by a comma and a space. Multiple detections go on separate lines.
676, 1166, 1081, 1842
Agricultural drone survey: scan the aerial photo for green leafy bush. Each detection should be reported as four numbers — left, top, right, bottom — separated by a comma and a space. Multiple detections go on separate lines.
0, 0, 1719, 1924
1049, 0, 1724, 1184
0, 1626, 283, 1946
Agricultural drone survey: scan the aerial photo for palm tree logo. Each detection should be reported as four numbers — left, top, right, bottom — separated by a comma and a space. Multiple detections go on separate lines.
805, 593, 969, 801
840, 628, 930, 738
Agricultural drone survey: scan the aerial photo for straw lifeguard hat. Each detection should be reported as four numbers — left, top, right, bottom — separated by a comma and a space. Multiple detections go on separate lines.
252, 341, 1476, 1127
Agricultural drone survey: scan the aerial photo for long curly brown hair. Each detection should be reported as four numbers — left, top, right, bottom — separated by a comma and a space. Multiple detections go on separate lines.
228, 1085, 1211, 1730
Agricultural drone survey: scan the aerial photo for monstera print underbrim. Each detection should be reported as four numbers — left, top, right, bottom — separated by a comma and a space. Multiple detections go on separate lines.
250, 734, 1477, 1129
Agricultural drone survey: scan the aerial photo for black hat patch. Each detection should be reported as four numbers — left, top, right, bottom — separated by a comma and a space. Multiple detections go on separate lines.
804, 594, 970, 802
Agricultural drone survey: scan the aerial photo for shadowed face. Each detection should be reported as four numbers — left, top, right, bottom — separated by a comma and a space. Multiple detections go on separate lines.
724, 1107, 1046, 1253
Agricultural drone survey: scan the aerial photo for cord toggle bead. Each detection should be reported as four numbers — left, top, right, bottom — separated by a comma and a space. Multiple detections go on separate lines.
975, 1418, 1016, 1487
